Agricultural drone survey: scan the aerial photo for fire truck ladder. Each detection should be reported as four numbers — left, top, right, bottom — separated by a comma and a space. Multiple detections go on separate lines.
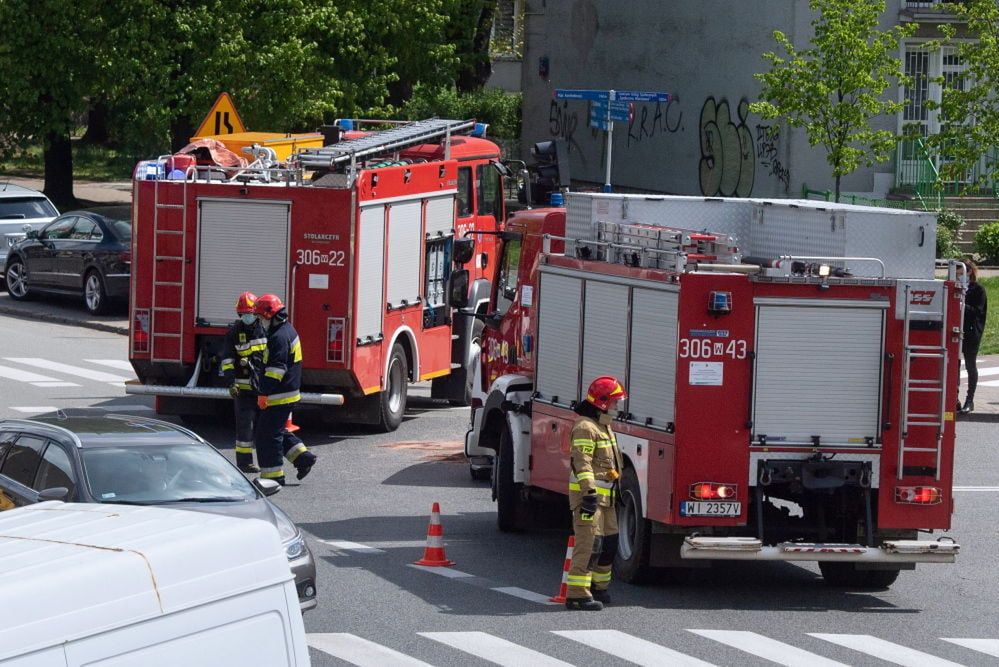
150, 160, 189, 363
898, 284, 949, 480
592, 220, 741, 269
296, 118, 477, 183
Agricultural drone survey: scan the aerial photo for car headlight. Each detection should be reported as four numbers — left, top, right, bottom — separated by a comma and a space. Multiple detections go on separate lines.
285, 534, 306, 560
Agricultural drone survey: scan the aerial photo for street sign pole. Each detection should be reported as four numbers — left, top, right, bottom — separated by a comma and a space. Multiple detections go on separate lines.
604, 91, 614, 193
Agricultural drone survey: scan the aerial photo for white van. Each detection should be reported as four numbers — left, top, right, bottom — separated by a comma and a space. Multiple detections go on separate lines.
0, 502, 310, 666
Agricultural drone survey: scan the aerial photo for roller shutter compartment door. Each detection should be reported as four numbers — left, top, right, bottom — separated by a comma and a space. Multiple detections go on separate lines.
581, 281, 629, 394
356, 206, 385, 343
628, 288, 679, 428
386, 201, 422, 308
425, 196, 455, 238
752, 302, 885, 445
197, 200, 289, 327
536, 272, 582, 405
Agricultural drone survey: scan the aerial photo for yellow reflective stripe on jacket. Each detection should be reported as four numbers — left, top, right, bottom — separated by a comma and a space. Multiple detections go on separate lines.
574, 471, 595, 482
267, 391, 301, 407
566, 574, 592, 586
220, 359, 235, 371
235, 337, 268, 353
260, 468, 284, 479
569, 483, 611, 496
291, 336, 302, 363
264, 366, 286, 380
572, 438, 595, 454
285, 443, 307, 463
235, 379, 253, 389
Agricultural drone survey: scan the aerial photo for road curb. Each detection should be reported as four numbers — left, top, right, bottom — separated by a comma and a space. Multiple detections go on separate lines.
0, 304, 128, 336
958, 412, 999, 424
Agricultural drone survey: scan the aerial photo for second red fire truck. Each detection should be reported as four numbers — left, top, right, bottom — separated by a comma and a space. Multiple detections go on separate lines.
465, 192, 960, 588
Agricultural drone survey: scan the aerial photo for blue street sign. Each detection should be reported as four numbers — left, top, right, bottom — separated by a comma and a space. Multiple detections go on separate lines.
555, 89, 609, 101
590, 101, 631, 123
556, 88, 671, 103
589, 115, 611, 131
614, 90, 672, 102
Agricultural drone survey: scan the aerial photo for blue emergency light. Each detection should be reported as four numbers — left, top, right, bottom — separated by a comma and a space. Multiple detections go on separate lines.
708, 291, 732, 315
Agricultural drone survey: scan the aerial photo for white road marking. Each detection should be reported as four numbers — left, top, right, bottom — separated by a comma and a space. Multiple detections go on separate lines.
30, 381, 80, 388
555, 630, 716, 667
94, 405, 154, 412
307, 633, 434, 666
977, 379, 999, 387
960, 366, 999, 379
0, 364, 77, 387
85, 359, 135, 371
5, 358, 131, 384
953, 486, 999, 492
810, 634, 963, 667
490, 586, 560, 605
689, 630, 846, 667
407, 564, 474, 579
419, 632, 574, 667
318, 539, 386, 553
10, 407, 59, 414
941, 638, 999, 659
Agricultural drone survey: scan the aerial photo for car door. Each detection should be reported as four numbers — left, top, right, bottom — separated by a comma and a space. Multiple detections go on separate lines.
0, 434, 47, 508
0, 431, 16, 510
32, 440, 78, 501
24, 215, 76, 288
54, 216, 98, 290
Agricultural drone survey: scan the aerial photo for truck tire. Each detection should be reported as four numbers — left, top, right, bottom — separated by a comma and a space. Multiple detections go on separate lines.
494, 425, 526, 532
818, 562, 901, 590
453, 319, 485, 407
375, 343, 408, 432
615, 466, 653, 583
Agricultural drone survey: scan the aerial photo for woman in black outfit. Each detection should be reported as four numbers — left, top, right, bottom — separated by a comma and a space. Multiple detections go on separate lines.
960, 260, 988, 414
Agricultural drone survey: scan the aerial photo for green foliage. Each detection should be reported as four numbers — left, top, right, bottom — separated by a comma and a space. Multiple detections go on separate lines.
927, 0, 999, 192
401, 85, 522, 141
975, 222, 999, 265
936, 209, 966, 234
980, 277, 999, 355
749, 0, 915, 201
935, 209, 965, 259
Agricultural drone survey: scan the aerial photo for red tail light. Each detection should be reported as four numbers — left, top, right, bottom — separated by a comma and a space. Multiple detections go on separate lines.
327, 317, 345, 363
690, 482, 738, 500
119, 250, 132, 264
896, 486, 942, 505
132, 309, 150, 354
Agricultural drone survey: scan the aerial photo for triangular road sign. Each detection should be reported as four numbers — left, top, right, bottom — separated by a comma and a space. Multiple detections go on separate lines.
193, 92, 247, 137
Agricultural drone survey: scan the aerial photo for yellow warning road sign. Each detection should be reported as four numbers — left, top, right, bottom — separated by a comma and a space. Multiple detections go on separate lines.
193, 92, 247, 137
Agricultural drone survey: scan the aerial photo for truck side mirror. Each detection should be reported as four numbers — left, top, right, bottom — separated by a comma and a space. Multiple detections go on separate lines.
449, 269, 470, 309
453, 238, 475, 265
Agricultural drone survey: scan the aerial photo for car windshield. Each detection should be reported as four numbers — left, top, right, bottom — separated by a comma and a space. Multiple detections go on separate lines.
0, 197, 57, 220
81, 443, 256, 504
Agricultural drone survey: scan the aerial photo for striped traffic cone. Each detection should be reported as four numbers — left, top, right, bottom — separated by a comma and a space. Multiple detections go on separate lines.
284, 414, 300, 433
414, 502, 455, 567
549, 535, 575, 603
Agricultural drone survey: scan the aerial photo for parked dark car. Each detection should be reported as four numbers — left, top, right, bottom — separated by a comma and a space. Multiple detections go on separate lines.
4, 206, 131, 314
0, 414, 318, 612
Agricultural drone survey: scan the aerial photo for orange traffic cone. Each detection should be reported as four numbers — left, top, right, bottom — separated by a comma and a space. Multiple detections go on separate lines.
284, 414, 300, 433
414, 502, 455, 567
549, 535, 575, 603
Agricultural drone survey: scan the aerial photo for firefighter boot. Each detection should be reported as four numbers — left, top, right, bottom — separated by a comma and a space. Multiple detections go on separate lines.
565, 597, 603, 611
294, 450, 317, 480
591, 589, 611, 605
238, 460, 261, 474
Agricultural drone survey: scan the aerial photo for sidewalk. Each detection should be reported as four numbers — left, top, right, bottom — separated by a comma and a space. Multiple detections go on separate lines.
0, 293, 127, 335
1, 176, 131, 207
959, 354, 999, 423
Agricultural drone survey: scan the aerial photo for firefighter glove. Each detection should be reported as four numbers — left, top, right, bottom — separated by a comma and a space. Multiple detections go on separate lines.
257, 395, 268, 410
228, 384, 240, 398
580, 493, 598, 515
606, 469, 620, 482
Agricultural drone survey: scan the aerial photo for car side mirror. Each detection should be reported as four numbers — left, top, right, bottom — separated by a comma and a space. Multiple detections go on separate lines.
452, 238, 475, 265
25, 229, 39, 240
449, 269, 470, 309
253, 478, 281, 497
38, 487, 69, 502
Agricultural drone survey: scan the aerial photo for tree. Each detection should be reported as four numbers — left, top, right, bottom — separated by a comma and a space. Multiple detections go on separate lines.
929, 0, 999, 193
750, 0, 915, 202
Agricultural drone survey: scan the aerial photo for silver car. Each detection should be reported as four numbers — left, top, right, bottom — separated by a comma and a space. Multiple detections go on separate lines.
0, 184, 58, 276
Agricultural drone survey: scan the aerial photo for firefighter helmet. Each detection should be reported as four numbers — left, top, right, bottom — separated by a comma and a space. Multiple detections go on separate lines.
585, 376, 627, 411
254, 293, 285, 319
235, 291, 257, 314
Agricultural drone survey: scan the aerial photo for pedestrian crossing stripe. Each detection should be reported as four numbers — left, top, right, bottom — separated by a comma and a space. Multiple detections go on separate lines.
305, 630, 999, 666
4, 357, 131, 384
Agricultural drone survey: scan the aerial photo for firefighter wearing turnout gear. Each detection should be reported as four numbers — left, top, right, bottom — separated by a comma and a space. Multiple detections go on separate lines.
253, 294, 317, 485
221, 292, 267, 473
566, 375, 627, 611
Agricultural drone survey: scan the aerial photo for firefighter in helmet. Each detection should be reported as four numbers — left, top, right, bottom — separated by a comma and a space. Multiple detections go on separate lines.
220, 291, 267, 473
566, 375, 626, 611
253, 294, 317, 485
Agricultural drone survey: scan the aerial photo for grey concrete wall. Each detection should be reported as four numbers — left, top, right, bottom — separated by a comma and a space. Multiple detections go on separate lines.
521, 0, 908, 198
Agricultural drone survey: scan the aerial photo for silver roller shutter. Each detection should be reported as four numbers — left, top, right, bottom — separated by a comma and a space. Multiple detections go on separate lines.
536, 272, 583, 405
581, 281, 629, 394
197, 200, 289, 327
356, 206, 385, 342
386, 201, 422, 308
753, 301, 886, 445
425, 196, 455, 238
628, 288, 679, 427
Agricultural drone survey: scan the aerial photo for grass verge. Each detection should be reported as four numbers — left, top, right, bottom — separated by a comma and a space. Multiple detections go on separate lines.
0, 140, 137, 181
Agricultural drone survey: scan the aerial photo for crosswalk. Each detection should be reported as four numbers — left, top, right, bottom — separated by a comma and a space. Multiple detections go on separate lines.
961, 363, 999, 387
0, 357, 145, 415
306, 629, 999, 666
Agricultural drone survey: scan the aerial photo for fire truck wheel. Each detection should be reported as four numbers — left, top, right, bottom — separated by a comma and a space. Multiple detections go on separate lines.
615, 466, 652, 583
5, 259, 32, 301
495, 425, 526, 532
818, 562, 901, 590
375, 343, 408, 432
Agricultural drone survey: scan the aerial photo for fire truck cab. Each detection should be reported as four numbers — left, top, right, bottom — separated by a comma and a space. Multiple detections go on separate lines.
467, 193, 961, 589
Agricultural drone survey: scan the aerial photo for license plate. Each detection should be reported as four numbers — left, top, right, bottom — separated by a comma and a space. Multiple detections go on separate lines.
680, 501, 742, 517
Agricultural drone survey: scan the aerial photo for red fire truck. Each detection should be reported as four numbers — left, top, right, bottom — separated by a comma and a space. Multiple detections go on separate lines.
465, 192, 960, 588
126, 119, 505, 431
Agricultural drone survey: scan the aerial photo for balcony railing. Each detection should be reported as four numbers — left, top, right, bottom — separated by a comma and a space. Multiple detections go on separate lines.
896, 137, 998, 201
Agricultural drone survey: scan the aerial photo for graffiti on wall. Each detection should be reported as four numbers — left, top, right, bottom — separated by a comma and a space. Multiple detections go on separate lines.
626, 99, 683, 147
548, 99, 580, 153
754, 123, 790, 193
699, 97, 755, 197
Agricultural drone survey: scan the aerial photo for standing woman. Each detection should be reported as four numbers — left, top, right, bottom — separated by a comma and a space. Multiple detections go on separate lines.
961, 260, 988, 414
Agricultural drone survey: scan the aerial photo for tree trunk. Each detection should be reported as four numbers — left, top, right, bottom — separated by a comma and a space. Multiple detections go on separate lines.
456, 3, 496, 92
81, 101, 110, 144
834, 174, 841, 203
170, 115, 194, 153
43, 132, 75, 208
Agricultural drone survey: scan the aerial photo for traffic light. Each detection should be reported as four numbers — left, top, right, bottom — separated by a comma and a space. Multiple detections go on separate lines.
528, 139, 570, 205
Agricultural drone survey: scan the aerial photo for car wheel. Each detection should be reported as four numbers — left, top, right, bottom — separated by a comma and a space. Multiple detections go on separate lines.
84, 270, 110, 315
375, 343, 408, 432
5, 259, 31, 301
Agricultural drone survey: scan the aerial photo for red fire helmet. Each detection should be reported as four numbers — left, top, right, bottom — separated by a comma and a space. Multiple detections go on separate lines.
585, 375, 627, 411
235, 291, 257, 314
254, 293, 285, 319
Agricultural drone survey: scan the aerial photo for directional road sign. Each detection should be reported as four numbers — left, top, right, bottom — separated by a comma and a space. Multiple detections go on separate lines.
555, 88, 672, 104
590, 100, 632, 123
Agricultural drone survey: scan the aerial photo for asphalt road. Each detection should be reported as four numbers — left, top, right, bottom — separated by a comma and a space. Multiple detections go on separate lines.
2, 314, 998, 666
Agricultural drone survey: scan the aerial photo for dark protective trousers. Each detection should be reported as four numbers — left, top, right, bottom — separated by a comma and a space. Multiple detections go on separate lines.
233, 393, 259, 468
567, 504, 619, 599
255, 405, 307, 481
